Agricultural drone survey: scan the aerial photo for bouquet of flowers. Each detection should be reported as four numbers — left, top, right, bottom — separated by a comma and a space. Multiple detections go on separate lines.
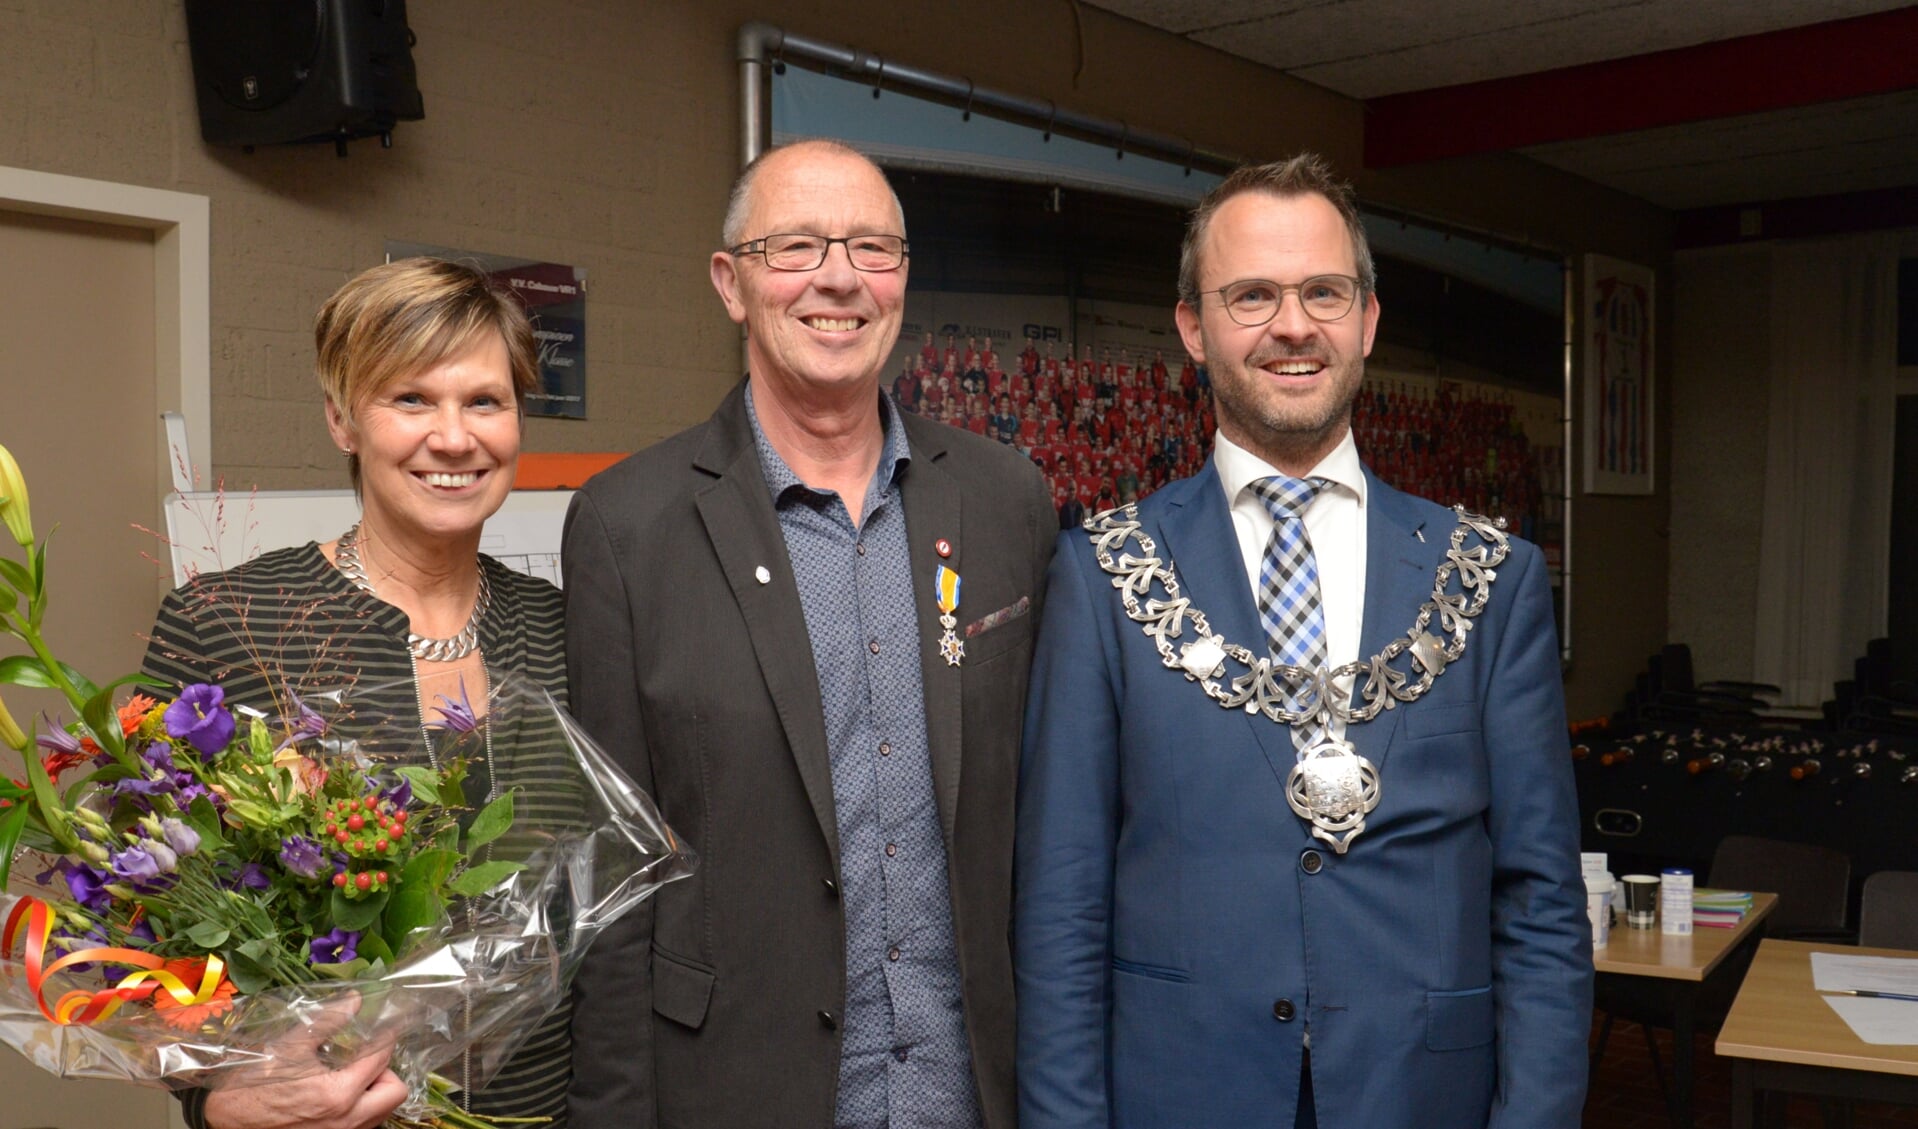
0, 443, 695, 1125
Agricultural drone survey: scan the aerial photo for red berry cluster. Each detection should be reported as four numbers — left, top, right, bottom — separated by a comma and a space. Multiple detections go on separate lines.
331, 867, 391, 897
322, 794, 411, 899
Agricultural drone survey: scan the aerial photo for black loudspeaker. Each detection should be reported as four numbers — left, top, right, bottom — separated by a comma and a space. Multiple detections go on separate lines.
185, 0, 425, 151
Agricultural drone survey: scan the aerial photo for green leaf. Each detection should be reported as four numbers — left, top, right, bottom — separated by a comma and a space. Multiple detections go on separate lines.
328, 887, 389, 932
184, 921, 231, 949
382, 884, 444, 950
309, 956, 371, 981
439, 761, 468, 810
226, 938, 285, 995
183, 795, 229, 851
0, 557, 29, 598
0, 655, 88, 690
402, 848, 460, 888
396, 765, 440, 805
26, 537, 50, 630
448, 860, 525, 897
355, 928, 396, 966
463, 790, 515, 851
236, 937, 281, 963
0, 803, 30, 888
223, 951, 274, 995
79, 695, 115, 755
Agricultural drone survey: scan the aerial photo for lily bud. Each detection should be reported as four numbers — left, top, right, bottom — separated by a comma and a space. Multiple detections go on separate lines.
0, 442, 33, 548
0, 692, 26, 752
72, 806, 113, 838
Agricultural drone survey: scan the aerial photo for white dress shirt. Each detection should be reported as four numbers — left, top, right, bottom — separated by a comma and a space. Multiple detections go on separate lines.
1213, 427, 1368, 740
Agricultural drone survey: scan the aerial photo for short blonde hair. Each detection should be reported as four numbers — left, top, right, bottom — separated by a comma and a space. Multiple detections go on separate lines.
316, 258, 539, 488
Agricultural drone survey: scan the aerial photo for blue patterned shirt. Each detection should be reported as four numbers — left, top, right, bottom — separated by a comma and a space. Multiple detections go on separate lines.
748, 386, 982, 1129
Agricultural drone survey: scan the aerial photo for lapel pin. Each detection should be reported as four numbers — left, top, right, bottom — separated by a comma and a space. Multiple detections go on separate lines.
935, 537, 953, 558
754, 565, 771, 584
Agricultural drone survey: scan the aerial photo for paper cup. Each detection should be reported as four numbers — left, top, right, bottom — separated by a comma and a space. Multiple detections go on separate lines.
1621, 873, 1660, 929
1585, 872, 1616, 948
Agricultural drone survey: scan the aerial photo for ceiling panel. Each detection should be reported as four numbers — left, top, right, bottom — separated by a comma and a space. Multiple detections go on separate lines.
1523, 91, 1918, 208
1085, 0, 1318, 36
1085, 0, 1918, 208
1091, 0, 1914, 97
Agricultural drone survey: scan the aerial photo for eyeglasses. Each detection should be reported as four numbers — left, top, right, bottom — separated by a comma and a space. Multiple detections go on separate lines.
727, 233, 909, 272
1206, 275, 1364, 326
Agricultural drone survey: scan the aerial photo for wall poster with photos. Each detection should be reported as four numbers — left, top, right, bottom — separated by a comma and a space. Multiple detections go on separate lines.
762, 51, 1568, 648
881, 174, 1566, 572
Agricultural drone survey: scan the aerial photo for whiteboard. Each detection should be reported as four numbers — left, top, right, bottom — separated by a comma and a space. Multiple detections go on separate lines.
163, 489, 573, 589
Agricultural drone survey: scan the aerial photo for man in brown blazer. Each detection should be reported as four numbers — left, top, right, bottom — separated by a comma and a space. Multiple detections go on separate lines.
563, 140, 1055, 1129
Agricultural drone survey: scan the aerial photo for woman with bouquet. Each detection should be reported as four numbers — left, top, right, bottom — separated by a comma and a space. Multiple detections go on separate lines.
142, 258, 570, 1129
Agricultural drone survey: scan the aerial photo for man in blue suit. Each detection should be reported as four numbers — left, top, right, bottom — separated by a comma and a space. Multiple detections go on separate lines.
1014, 155, 1591, 1129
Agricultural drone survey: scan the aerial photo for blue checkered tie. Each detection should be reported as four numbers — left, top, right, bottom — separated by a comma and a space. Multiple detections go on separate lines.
1252, 475, 1329, 752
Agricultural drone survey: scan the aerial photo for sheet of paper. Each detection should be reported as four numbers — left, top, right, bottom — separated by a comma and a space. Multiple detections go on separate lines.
1824, 995, 1918, 1045
1811, 952, 1918, 995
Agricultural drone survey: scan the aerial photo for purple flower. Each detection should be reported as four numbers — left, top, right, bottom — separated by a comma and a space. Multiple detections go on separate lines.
108, 843, 163, 883
274, 693, 328, 753
163, 684, 234, 758
227, 862, 271, 890
142, 838, 179, 873
309, 928, 361, 964
127, 918, 157, 946
378, 775, 412, 811
62, 863, 112, 913
426, 679, 480, 733
159, 818, 200, 857
34, 717, 82, 756
112, 774, 172, 799
278, 835, 325, 879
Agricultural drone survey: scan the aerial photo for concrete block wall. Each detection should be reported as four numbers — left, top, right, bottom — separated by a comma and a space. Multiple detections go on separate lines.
0, 0, 1669, 713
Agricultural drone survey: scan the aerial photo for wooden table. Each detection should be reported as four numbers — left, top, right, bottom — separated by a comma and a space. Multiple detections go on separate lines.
1717, 939, 1918, 1128
1594, 891, 1777, 1128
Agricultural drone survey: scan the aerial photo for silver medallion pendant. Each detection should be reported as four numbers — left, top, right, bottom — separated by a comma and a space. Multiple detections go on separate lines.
1285, 736, 1382, 854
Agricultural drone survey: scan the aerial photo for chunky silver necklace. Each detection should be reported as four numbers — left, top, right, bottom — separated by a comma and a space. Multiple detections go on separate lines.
1084, 503, 1509, 852
334, 523, 491, 662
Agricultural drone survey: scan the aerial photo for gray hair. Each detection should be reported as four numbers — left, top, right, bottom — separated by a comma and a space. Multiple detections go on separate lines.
720, 138, 907, 247
1176, 152, 1376, 305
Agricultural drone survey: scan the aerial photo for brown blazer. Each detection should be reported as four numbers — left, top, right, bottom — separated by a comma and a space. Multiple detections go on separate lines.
564, 380, 1056, 1129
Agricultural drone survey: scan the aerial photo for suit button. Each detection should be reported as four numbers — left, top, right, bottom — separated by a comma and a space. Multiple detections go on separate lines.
885, 843, 897, 858
1273, 999, 1296, 1022
1300, 850, 1323, 874
822, 877, 838, 897
818, 1010, 837, 1029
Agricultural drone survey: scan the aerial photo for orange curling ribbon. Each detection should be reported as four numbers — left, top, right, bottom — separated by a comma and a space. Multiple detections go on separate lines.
3, 896, 227, 1024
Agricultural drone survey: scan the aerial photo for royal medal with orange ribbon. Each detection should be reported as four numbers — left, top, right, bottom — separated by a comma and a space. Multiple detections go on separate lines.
934, 565, 963, 667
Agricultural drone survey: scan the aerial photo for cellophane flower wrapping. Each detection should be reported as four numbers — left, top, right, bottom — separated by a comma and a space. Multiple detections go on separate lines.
0, 670, 693, 1117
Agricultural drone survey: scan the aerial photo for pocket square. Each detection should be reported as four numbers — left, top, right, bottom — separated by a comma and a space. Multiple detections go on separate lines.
964, 595, 1030, 638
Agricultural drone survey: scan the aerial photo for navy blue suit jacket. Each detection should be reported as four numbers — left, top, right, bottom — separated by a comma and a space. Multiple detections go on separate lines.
1014, 460, 1591, 1129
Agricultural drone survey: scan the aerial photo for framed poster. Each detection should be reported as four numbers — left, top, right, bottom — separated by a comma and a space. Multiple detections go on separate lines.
1583, 253, 1654, 494
386, 241, 587, 419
